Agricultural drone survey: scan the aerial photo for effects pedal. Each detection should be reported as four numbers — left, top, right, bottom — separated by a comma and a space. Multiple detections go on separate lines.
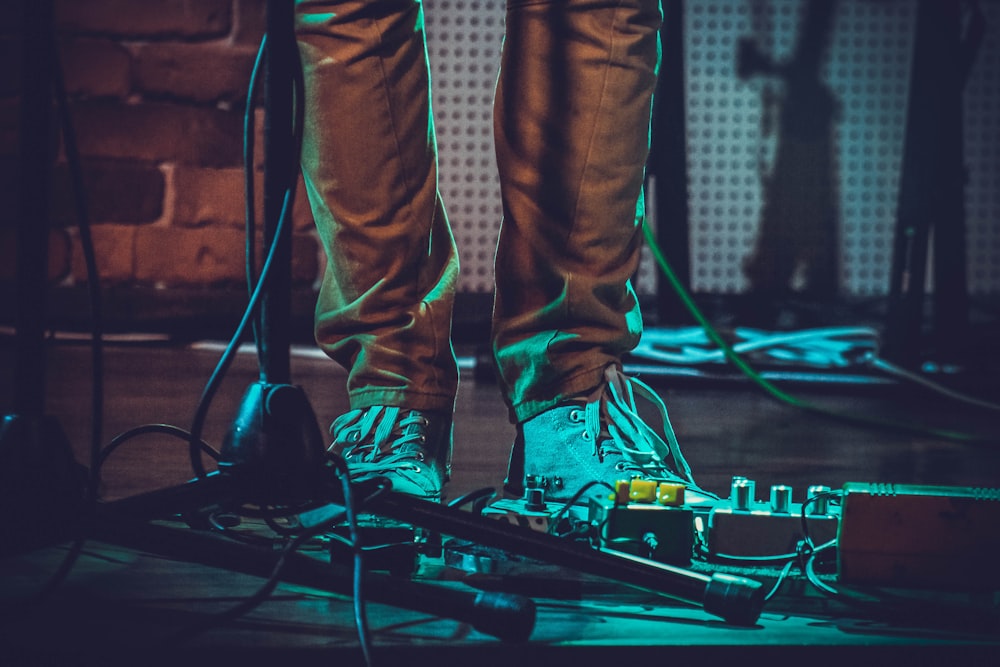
588, 479, 694, 565
707, 476, 840, 562
483, 478, 697, 565
325, 515, 421, 577
298, 502, 424, 576
837, 482, 1000, 590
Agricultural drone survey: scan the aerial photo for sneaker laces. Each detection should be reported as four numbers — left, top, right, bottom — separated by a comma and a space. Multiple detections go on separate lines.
329, 406, 429, 477
591, 367, 710, 496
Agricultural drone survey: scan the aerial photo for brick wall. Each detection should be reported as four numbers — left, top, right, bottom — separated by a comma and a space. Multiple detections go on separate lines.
1, 0, 322, 333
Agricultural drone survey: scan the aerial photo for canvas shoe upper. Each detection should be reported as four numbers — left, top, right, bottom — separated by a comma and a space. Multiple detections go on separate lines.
507, 365, 717, 508
329, 406, 452, 502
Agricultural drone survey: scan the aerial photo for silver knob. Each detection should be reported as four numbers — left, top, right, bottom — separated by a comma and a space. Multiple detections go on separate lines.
807, 485, 832, 514
731, 477, 755, 511
770, 485, 793, 513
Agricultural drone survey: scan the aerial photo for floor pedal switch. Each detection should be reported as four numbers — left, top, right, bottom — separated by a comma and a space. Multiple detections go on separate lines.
326, 517, 419, 577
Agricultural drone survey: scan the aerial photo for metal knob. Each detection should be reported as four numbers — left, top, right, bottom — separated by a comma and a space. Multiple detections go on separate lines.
731, 477, 755, 511
807, 485, 832, 515
770, 485, 793, 513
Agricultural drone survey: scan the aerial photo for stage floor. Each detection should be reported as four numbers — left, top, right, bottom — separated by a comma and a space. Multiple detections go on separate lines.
2, 338, 998, 665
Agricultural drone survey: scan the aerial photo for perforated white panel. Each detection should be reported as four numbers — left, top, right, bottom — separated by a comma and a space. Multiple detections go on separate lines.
685, 0, 999, 297
684, 0, 764, 294
425, 1, 505, 294
427, 1, 999, 298
424, 0, 659, 295
685, 0, 917, 295
827, 0, 914, 296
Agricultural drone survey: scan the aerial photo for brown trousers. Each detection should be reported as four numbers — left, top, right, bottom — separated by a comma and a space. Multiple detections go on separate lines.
295, 0, 661, 423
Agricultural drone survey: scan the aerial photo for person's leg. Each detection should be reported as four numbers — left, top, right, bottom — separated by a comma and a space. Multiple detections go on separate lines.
296, 0, 458, 498
493, 0, 711, 505
492, 0, 658, 422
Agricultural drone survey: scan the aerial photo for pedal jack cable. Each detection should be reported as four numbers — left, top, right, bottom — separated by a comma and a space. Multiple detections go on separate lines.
187, 30, 304, 478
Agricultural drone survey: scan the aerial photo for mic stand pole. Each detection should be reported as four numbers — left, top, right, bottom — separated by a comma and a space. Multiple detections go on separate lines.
0, 0, 87, 556
211, 0, 330, 502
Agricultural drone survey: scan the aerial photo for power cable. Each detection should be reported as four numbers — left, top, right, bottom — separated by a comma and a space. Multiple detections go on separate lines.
186, 46, 302, 478
244, 34, 267, 368
98, 423, 220, 471
867, 355, 1000, 413
178, 26, 376, 662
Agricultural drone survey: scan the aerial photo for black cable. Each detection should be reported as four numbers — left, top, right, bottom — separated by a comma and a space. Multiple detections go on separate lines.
547, 480, 616, 530
162, 465, 389, 648
803, 544, 858, 603
334, 456, 374, 667
706, 550, 801, 564
643, 222, 1000, 445
231, 501, 328, 520
244, 34, 267, 367
161, 527, 318, 645
763, 560, 796, 601
186, 145, 296, 478
99, 423, 219, 471
262, 512, 304, 536
799, 489, 842, 550
187, 27, 306, 478
180, 21, 374, 661
185, 218, 268, 476
447, 487, 497, 512
325, 532, 416, 553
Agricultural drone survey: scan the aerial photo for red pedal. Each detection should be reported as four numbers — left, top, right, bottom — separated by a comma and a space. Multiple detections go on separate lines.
837, 482, 1000, 590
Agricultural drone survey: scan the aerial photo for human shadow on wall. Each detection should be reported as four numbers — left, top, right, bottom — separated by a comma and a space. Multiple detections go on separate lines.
738, 0, 841, 308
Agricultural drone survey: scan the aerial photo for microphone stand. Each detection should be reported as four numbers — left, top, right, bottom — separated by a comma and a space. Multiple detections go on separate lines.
89, 0, 542, 641
32, 0, 765, 637
0, 0, 87, 556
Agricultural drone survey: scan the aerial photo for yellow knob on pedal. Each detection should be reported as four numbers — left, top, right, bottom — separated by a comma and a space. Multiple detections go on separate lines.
613, 479, 631, 505
629, 479, 658, 503
657, 482, 686, 507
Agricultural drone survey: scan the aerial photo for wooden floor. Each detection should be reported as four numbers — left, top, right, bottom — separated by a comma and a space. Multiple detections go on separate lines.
2, 334, 999, 665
